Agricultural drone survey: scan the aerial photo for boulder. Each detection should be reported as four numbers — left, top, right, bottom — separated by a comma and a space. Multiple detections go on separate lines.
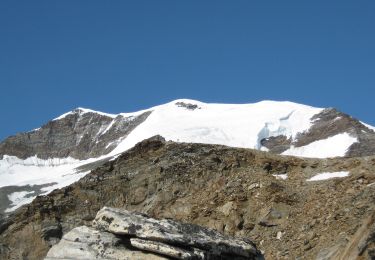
45, 225, 166, 260
46, 206, 262, 260
93, 207, 260, 258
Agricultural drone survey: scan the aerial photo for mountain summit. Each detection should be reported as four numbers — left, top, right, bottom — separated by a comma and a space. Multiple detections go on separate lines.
0, 99, 374, 213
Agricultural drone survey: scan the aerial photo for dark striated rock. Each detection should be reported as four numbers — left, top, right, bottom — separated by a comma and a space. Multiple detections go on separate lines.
175, 102, 200, 110
294, 108, 375, 156
260, 135, 291, 154
258, 108, 375, 157
0, 109, 151, 160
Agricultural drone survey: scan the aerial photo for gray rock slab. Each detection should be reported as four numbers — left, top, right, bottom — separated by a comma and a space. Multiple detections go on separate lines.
130, 238, 205, 260
45, 226, 166, 260
93, 207, 259, 258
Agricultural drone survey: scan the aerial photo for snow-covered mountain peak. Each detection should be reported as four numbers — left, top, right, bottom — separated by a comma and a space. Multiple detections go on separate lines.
53, 107, 117, 121
108, 99, 324, 155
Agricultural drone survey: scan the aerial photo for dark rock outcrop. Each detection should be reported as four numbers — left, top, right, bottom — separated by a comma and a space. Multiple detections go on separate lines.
294, 108, 375, 157
260, 108, 375, 157
0, 109, 151, 160
175, 101, 201, 110
260, 135, 292, 154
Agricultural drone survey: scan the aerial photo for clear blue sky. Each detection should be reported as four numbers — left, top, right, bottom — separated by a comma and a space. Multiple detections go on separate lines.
1, 1, 374, 140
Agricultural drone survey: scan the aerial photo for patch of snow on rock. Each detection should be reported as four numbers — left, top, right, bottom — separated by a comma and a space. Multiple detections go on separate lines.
273, 174, 288, 180
307, 171, 350, 181
53, 107, 116, 121
0, 155, 98, 211
282, 133, 357, 158
362, 122, 375, 132
5, 191, 35, 213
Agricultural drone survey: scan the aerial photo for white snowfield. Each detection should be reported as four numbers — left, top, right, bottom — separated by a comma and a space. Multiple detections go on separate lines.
0, 99, 371, 212
282, 133, 358, 158
307, 171, 350, 181
109, 99, 323, 155
273, 174, 288, 180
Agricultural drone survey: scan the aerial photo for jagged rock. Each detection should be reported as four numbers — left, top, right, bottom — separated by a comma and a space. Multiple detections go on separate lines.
0, 109, 151, 160
46, 207, 261, 260
175, 101, 200, 110
294, 108, 375, 157
41, 220, 62, 245
93, 207, 260, 259
258, 108, 375, 157
260, 135, 292, 154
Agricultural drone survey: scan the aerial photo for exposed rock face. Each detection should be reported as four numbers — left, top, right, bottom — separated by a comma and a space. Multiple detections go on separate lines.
1, 138, 375, 259
0, 109, 151, 160
261, 108, 375, 156
46, 206, 261, 259
1, 103, 375, 163
260, 135, 291, 154
175, 101, 201, 110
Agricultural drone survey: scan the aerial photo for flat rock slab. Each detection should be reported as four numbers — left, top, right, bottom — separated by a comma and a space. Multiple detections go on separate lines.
45, 207, 261, 260
130, 238, 205, 259
93, 207, 260, 259
45, 225, 167, 260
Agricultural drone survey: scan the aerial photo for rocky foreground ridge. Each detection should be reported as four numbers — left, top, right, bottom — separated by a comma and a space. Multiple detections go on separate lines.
45, 207, 261, 259
1, 137, 375, 259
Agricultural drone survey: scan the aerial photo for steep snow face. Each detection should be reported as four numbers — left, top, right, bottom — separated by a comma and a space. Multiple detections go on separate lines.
282, 133, 358, 158
110, 99, 323, 155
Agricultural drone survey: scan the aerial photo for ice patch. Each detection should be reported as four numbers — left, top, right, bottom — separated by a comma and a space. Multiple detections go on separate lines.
282, 133, 357, 158
0, 155, 101, 211
5, 191, 35, 213
307, 171, 349, 181
0, 156, 97, 188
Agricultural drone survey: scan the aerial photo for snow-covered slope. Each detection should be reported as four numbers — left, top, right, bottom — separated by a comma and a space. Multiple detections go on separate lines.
1, 99, 373, 212
282, 133, 358, 158
109, 99, 324, 154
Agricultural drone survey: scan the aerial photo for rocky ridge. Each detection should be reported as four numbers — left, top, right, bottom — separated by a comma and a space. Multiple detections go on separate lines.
261, 108, 375, 157
0, 108, 151, 160
45, 206, 261, 259
1, 137, 375, 259
1, 100, 375, 162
